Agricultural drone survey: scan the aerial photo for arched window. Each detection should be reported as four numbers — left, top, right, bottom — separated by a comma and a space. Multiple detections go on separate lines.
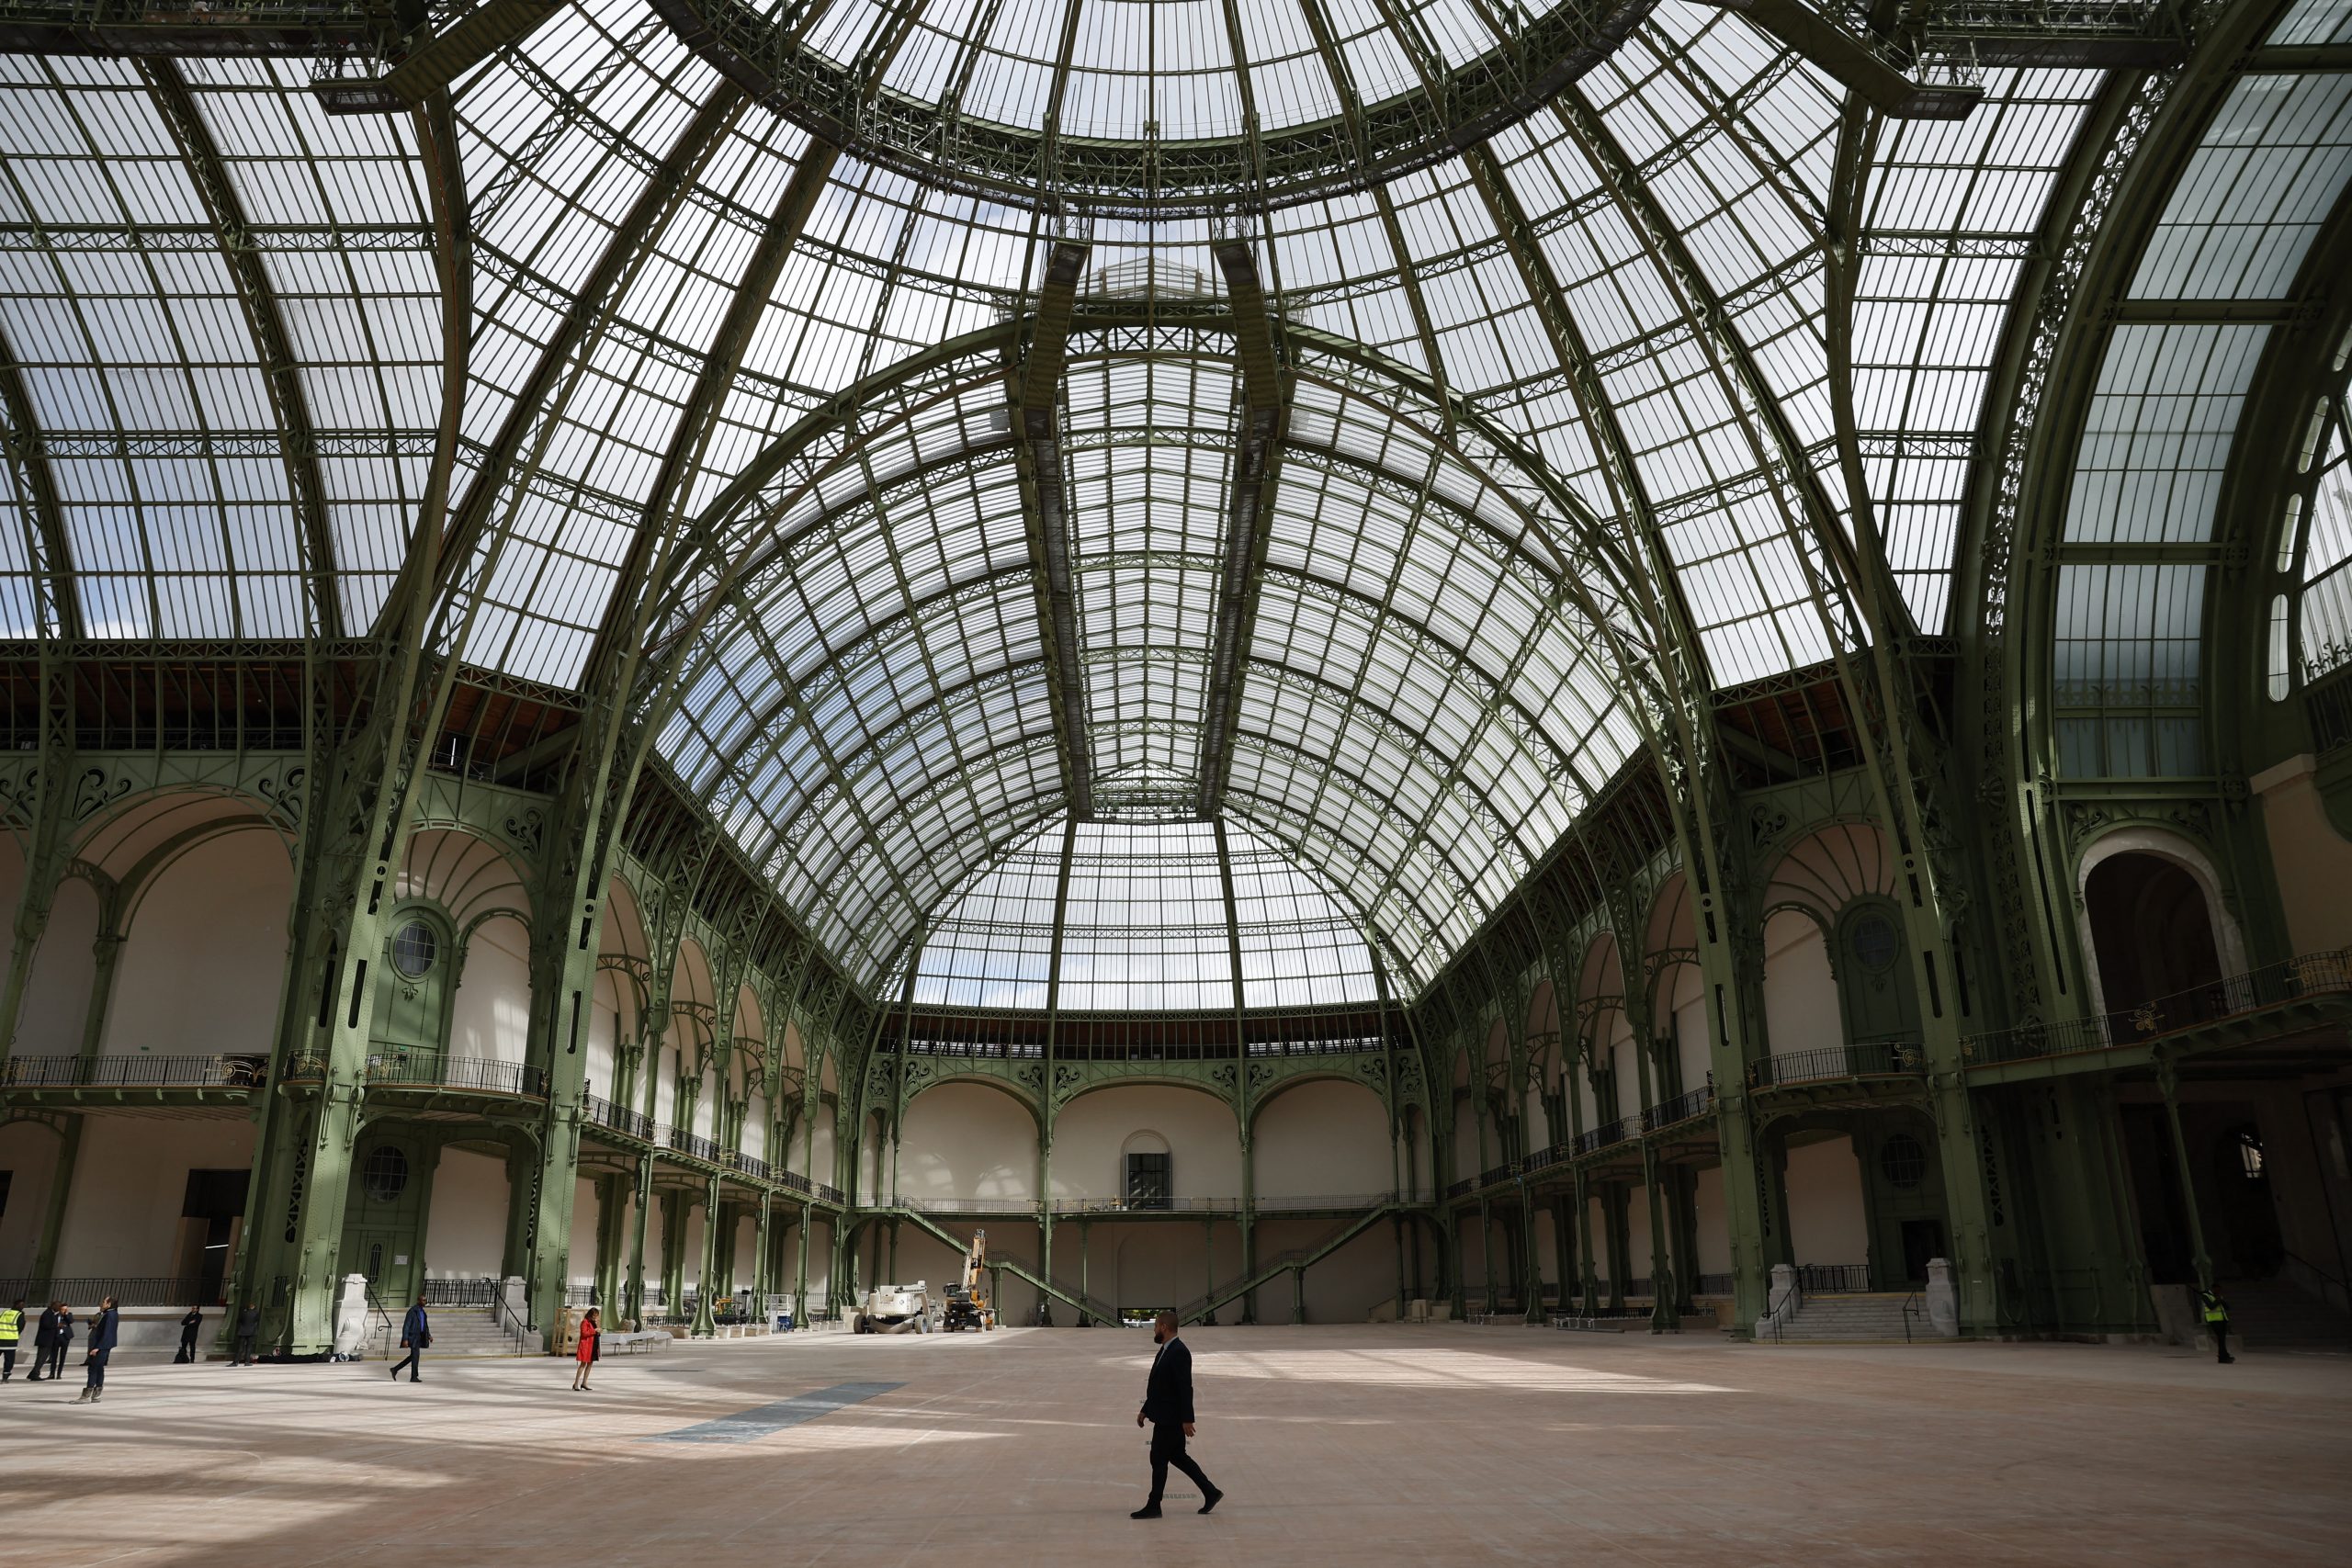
2273, 324, 2352, 694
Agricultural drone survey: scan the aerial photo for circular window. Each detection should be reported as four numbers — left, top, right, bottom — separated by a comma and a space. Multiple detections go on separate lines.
1879, 1133, 1927, 1190
1848, 911, 1900, 973
363, 1145, 409, 1203
389, 919, 437, 979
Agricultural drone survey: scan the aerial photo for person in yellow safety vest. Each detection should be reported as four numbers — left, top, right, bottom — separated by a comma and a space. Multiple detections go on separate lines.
0, 1298, 20, 1381
2199, 1286, 2233, 1365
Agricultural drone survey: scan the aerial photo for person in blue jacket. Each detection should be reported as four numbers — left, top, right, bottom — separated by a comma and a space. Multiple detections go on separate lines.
75, 1296, 118, 1404
389, 1296, 429, 1382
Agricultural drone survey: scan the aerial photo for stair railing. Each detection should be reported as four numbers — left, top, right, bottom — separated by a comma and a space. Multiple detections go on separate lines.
489, 1281, 536, 1355
1901, 1290, 1923, 1344
360, 1280, 394, 1360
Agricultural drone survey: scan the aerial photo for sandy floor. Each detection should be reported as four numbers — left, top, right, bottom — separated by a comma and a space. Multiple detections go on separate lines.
2, 1325, 2346, 1566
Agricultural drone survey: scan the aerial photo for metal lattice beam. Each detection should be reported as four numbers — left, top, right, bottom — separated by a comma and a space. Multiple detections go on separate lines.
0, 326, 77, 641
1012, 236, 1097, 818
1196, 238, 1288, 820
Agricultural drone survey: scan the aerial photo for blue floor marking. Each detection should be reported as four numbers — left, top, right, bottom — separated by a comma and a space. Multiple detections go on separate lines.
648, 1382, 904, 1444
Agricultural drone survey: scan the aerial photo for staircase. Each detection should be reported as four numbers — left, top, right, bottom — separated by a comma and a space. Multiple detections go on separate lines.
1768, 1292, 1921, 1343
2224, 1279, 2352, 1352
362, 1306, 530, 1359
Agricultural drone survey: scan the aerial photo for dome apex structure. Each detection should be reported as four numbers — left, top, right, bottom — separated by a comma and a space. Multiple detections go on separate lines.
652, 0, 1660, 215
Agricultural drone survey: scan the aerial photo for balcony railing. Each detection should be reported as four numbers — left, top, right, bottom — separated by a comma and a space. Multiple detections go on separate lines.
1572, 1119, 1633, 1156
0, 1053, 267, 1089
1050, 1195, 1239, 1214
814, 1181, 843, 1203
1645, 1082, 1715, 1130
724, 1150, 771, 1180
775, 1169, 812, 1196
365, 1054, 547, 1097
1747, 1035, 1924, 1090
1794, 1263, 1872, 1294
1960, 946, 2352, 1068
582, 1093, 655, 1142
668, 1127, 720, 1163
0, 1274, 215, 1307
1444, 1176, 1475, 1198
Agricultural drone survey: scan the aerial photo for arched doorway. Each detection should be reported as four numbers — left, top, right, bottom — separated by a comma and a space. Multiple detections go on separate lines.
2083, 852, 2223, 1021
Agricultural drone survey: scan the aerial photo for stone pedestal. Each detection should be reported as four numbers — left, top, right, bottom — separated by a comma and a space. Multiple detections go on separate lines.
1756, 1261, 1800, 1338
331, 1275, 371, 1359
1925, 1258, 1961, 1338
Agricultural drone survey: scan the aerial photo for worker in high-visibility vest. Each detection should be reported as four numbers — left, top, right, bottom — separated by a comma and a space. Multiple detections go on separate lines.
2199, 1286, 2233, 1364
0, 1297, 21, 1381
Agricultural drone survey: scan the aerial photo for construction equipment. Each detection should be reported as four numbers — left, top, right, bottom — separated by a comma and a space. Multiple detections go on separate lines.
939, 1228, 996, 1332
853, 1280, 933, 1334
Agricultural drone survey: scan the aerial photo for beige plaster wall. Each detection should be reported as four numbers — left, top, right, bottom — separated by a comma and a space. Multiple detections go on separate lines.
1761, 909, 1837, 1057
0, 1120, 63, 1275
1252, 1080, 1392, 1198
424, 1145, 509, 1280
17, 876, 98, 1055
52, 1116, 255, 1277
104, 831, 290, 1057
1051, 1085, 1241, 1201
1784, 1134, 1869, 1268
449, 916, 531, 1066
2256, 762, 2352, 953
899, 1083, 1039, 1202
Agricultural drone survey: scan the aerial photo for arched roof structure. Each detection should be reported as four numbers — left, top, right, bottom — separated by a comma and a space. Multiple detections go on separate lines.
9, 0, 2339, 1012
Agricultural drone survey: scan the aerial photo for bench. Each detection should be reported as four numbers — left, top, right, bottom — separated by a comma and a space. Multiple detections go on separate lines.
600, 1330, 669, 1355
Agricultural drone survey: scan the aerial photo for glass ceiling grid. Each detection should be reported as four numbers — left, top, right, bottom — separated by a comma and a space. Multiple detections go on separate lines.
0, 57, 318, 639
0, 2, 2157, 1007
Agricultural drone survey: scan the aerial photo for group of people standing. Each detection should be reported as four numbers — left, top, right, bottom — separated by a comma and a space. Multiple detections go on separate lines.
0, 1296, 118, 1398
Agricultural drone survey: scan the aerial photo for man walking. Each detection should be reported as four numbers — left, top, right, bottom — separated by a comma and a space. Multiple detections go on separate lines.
1131, 1310, 1222, 1520
76, 1296, 118, 1404
0, 1298, 21, 1381
389, 1295, 429, 1382
232, 1297, 262, 1366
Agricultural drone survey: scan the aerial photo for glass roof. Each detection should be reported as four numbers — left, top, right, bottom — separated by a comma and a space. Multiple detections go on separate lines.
912, 815, 1378, 1011
0, 0, 2143, 1003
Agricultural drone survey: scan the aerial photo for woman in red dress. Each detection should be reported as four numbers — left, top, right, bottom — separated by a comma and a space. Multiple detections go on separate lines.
572, 1307, 599, 1391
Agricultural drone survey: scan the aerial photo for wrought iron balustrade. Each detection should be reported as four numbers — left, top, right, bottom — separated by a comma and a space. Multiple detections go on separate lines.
906, 1196, 1040, 1215
775, 1169, 813, 1196
1572, 1119, 1633, 1156
0, 1053, 267, 1089
365, 1054, 547, 1097
723, 1150, 771, 1179
1049, 1195, 1240, 1215
420, 1277, 499, 1308
1747, 1036, 1925, 1090
668, 1128, 720, 1163
582, 1094, 655, 1141
1443, 1176, 1475, 1198
1645, 1083, 1715, 1129
1959, 946, 2352, 1067
1692, 1272, 1735, 1297
813, 1181, 843, 1203
0, 1274, 214, 1306
1794, 1263, 1873, 1294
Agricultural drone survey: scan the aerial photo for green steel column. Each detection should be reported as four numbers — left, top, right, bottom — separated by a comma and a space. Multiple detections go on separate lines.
593, 1172, 626, 1317
1037, 1134, 1055, 1325
625, 1153, 651, 1326
501, 1141, 537, 1284
1207, 1217, 1221, 1326
1291, 1263, 1305, 1325
1393, 1213, 1408, 1314
1079, 1218, 1091, 1326
660, 1189, 685, 1319
1643, 1145, 1675, 1331
1521, 1187, 1544, 1324
752, 1190, 772, 1322
694, 1175, 720, 1336
795, 1201, 811, 1325
0, 711, 70, 1063
1238, 1130, 1256, 1325
2155, 1058, 2215, 1294
1551, 1193, 1575, 1308
1478, 1197, 1497, 1307
1573, 1168, 1600, 1314
1604, 1184, 1631, 1311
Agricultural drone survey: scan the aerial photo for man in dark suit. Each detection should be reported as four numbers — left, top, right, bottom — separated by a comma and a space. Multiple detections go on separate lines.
389, 1296, 429, 1382
1131, 1310, 1222, 1520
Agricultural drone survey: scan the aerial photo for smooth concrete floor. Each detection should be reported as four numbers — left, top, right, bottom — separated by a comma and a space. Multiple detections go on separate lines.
1, 1325, 2346, 1567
